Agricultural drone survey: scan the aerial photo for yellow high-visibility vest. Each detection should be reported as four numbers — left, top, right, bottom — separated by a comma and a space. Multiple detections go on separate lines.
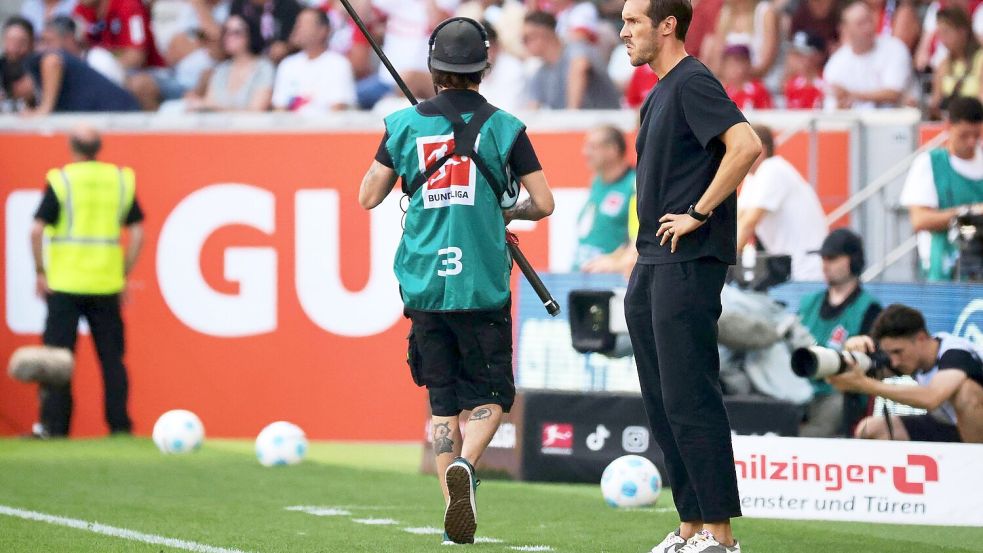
44, 161, 136, 295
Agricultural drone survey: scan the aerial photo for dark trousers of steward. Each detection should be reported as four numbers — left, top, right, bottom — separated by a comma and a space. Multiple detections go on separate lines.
625, 257, 742, 522
41, 292, 132, 436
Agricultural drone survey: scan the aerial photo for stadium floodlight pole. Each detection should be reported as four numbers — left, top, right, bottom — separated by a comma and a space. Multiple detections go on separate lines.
339, 0, 561, 317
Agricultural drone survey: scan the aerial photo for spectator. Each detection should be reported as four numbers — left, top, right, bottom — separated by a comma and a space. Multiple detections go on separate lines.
915, 0, 983, 73
790, 0, 841, 57
1, 51, 140, 113
572, 125, 635, 271
456, 0, 526, 58
166, 0, 231, 63
229, 0, 302, 64
929, 7, 983, 118
20, 0, 77, 36
737, 124, 827, 281
320, 0, 383, 95
623, 63, 658, 109
73, 0, 165, 70
582, 195, 639, 277
784, 30, 826, 109
40, 15, 125, 86
523, 10, 620, 109
865, 0, 921, 52
798, 229, 882, 437
823, 0, 912, 109
687, 0, 724, 62
361, 0, 460, 108
704, 0, 781, 80
3, 16, 35, 63
478, 19, 528, 113
273, 8, 355, 113
551, 0, 601, 43
29, 126, 144, 438
187, 14, 273, 112
900, 96, 983, 281
720, 44, 773, 110
833, 304, 983, 443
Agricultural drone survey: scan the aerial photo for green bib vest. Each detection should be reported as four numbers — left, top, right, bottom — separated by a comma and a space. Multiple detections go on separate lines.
799, 288, 878, 396
45, 161, 136, 295
573, 169, 635, 270
385, 99, 525, 311
926, 148, 983, 281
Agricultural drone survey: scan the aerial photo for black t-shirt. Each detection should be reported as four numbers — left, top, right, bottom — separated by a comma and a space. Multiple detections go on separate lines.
635, 56, 747, 265
374, 89, 543, 178
34, 184, 145, 226
937, 344, 983, 387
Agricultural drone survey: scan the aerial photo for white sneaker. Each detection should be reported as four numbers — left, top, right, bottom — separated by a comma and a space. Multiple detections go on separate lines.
680, 530, 740, 553
648, 529, 688, 553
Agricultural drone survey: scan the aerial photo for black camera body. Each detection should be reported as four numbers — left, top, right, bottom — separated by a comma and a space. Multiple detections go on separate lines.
955, 212, 983, 282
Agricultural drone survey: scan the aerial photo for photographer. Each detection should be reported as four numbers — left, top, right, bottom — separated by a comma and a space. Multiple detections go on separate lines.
829, 304, 983, 443
900, 96, 983, 281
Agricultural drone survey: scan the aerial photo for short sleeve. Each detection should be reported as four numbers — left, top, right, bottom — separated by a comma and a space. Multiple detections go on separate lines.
739, 161, 787, 212
375, 132, 394, 168
507, 130, 542, 177
680, 73, 747, 148
900, 152, 939, 208
938, 348, 983, 375
124, 196, 145, 225
34, 184, 60, 225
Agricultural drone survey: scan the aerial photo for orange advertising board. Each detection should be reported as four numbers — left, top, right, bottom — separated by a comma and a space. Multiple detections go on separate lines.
0, 128, 849, 440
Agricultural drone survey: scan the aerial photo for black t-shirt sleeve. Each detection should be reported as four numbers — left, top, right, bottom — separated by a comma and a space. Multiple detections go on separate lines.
375, 132, 394, 168
859, 303, 883, 335
508, 129, 542, 177
938, 349, 983, 375
680, 73, 748, 148
34, 184, 60, 225
125, 196, 145, 225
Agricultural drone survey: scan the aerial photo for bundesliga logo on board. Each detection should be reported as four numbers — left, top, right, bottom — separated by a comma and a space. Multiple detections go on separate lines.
416, 134, 477, 209
541, 423, 574, 455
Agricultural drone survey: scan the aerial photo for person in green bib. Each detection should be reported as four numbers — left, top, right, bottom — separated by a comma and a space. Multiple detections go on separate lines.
798, 229, 882, 438
29, 126, 145, 438
573, 125, 636, 271
901, 96, 983, 281
357, 17, 554, 545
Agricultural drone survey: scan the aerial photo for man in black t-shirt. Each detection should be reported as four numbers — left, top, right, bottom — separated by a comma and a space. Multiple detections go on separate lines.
620, 1, 762, 551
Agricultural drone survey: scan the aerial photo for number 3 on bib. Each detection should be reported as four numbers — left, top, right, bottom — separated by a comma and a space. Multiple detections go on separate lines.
437, 247, 463, 277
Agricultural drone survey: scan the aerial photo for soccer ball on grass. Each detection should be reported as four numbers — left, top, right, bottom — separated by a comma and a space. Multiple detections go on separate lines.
601, 454, 662, 508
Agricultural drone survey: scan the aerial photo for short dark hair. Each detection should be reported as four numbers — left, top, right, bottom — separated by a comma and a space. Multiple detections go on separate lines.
70, 135, 102, 160
46, 15, 77, 38
303, 7, 330, 29
648, 0, 693, 40
596, 125, 627, 156
751, 124, 774, 157
948, 96, 983, 124
870, 304, 928, 341
524, 11, 557, 32
432, 68, 484, 90
3, 16, 35, 43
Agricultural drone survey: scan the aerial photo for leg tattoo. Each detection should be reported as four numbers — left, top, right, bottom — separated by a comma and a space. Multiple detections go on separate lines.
433, 422, 454, 455
469, 408, 492, 421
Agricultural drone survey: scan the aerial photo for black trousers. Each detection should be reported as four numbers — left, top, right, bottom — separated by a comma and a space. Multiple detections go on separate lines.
625, 258, 741, 522
40, 292, 132, 436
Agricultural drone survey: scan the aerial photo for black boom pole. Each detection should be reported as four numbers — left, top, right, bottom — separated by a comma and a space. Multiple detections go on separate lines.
340, 0, 560, 317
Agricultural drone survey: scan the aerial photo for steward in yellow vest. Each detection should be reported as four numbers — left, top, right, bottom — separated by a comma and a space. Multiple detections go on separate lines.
29, 126, 144, 438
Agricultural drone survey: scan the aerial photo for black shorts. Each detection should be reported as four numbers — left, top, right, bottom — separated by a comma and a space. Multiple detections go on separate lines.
899, 414, 962, 443
405, 302, 515, 417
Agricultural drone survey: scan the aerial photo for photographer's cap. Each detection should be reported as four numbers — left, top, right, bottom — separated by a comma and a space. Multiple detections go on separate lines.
811, 228, 863, 257
428, 17, 490, 74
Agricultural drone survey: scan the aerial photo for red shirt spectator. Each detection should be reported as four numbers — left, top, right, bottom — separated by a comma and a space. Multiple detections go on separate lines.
725, 81, 773, 110
74, 0, 165, 68
686, 0, 724, 58
785, 76, 825, 108
624, 64, 658, 109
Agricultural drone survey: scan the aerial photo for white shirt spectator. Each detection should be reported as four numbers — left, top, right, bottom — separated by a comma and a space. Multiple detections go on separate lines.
556, 1, 598, 40
273, 49, 356, 112
85, 47, 126, 86
823, 35, 912, 109
372, 0, 460, 82
20, 0, 77, 35
481, 51, 528, 113
900, 145, 983, 270
739, 156, 828, 281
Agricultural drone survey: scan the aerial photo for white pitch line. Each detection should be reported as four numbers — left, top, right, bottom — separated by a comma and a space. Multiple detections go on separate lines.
510, 546, 553, 552
403, 527, 443, 535
474, 536, 504, 543
0, 505, 253, 553
284, 506, 352, 517
351, 518, 400, 525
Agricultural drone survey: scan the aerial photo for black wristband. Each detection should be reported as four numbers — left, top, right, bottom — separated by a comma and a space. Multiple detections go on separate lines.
687, 204, 709, 222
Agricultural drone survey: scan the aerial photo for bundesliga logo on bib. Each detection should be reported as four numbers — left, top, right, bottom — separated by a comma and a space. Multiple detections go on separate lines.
417, 134, 478, 209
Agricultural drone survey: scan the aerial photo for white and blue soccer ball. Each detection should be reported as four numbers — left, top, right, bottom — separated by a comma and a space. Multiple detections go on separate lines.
255, 421, 308, 467
601, 454, 662, 508
152, 409, 205, 454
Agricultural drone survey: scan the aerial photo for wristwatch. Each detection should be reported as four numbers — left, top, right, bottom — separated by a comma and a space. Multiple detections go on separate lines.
687, 204, 710, 222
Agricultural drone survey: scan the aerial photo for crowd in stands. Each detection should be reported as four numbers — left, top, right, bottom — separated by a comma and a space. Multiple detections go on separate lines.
2, 0, 983, 116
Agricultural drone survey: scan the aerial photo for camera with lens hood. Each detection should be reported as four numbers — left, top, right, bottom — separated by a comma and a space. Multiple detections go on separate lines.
790, 345, 891, 379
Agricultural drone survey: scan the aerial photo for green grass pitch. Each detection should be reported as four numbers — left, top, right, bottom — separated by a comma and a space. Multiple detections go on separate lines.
0, 437, 980, 552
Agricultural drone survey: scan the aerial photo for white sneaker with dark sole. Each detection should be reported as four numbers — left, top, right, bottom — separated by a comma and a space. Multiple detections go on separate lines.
443, 458, 477, 544
680, 530, 741, 553
648, 529, 688, 552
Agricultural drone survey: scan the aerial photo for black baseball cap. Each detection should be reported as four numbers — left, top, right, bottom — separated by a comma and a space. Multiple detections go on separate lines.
428, 17, 489, 74
811, 228, 863, 257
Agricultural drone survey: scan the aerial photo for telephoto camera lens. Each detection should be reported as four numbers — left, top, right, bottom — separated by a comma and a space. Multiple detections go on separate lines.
791, 346, 891, 379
